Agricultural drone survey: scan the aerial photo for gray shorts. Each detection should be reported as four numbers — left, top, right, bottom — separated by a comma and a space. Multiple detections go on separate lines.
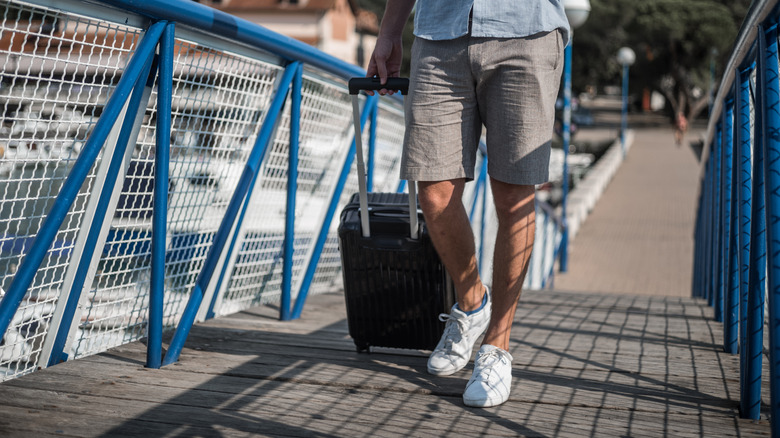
401, 30, 564, 185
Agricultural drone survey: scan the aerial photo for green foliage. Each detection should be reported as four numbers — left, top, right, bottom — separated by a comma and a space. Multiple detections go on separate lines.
573, 0, 750, 118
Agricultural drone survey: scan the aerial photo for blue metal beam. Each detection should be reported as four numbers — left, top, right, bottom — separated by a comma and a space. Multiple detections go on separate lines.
693, 179, 706, 298
560, 41, 573, 272
713, 122, 723, 317
162, 62, 299, 365
737, 63, 759, 420
745, 24, 769, 422
367, 103, 378, 192
97, 0, 364, 80
705, 156, 714, 303
760, 22, 780, 430
722, 98, 738, 354
281, 62, 304, 321
148, 22, 175, 369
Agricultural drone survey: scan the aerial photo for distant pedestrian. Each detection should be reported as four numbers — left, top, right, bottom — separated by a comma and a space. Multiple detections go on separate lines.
674, 111, 688, 146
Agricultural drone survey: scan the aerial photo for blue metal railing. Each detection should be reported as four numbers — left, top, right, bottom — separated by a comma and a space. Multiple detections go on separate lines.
0, 0, 564, 380
693, 0, 780, 429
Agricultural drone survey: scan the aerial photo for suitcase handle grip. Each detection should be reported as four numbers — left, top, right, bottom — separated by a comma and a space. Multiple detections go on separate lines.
349, 77, 409, 95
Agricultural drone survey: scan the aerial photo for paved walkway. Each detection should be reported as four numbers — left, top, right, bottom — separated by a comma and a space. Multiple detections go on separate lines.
553, 122, 704, 297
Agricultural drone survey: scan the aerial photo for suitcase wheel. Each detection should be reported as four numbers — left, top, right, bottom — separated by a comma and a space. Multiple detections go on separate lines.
354, 340, 370, 353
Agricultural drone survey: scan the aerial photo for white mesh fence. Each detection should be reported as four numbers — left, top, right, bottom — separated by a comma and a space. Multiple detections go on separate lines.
0, 1, 141, 379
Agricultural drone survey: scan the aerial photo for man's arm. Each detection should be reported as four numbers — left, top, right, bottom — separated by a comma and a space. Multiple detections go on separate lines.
365, 0, 415, 93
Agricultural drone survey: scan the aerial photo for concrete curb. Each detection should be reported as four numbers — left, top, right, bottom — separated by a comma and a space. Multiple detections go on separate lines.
564, 130, 635, 241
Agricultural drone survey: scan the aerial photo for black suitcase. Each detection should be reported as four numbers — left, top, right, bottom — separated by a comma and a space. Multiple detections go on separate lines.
339, 192, 455, 352
339, 77, 455, 352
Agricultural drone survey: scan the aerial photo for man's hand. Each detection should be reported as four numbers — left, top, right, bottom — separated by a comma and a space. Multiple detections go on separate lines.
366, 35, 403, 96
362, 0, 414, 96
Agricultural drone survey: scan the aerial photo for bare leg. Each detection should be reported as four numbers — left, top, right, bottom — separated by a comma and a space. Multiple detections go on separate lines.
418, 179, 485, 312
482, 179, 536, 350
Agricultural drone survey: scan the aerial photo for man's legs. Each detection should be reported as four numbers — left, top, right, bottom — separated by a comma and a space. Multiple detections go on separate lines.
419, 176, 536, 407
418, 179, 492, 377
418, 178, 536, 349
482, 178, 536, 350
461, 179, 535, 407
417, 179, 484, 312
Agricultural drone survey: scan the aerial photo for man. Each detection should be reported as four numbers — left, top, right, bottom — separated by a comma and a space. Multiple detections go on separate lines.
367, 0, 569, 407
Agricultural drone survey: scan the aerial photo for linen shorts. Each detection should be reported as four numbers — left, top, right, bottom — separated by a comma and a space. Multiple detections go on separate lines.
401, 30, 564, 185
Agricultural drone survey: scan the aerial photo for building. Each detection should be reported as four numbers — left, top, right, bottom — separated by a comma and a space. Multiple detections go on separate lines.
197, 0, 379, 69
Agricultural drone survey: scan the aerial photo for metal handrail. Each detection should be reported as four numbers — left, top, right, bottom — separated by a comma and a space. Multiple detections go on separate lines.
97, 0, 365, 80
694, 0, 780, 431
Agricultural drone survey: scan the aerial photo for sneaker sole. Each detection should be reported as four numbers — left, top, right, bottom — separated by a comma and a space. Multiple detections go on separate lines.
427, 363, 465, 376
463, 394, 509, 408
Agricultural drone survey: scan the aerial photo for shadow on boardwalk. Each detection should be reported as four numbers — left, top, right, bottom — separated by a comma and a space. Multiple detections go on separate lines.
0, 291, 769, 437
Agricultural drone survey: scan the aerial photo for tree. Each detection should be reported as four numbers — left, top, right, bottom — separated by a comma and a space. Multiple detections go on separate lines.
631, 0, 743, 120
572, 0, 750, 120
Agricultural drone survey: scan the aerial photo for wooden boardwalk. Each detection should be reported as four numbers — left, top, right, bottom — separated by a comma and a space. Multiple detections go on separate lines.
0, 117, 772, 436
0, 290, 770, 437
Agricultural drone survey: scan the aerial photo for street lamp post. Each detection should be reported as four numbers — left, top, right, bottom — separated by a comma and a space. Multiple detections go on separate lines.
559, 0, 590, 273
617, 47, 635, 157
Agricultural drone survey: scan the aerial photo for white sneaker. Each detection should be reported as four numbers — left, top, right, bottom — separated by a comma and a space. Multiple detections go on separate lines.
463, 344, 513, 407
427, 287, 491, 376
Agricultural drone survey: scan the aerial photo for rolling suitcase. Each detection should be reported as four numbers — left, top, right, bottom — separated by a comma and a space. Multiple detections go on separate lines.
338, 77, 455, 352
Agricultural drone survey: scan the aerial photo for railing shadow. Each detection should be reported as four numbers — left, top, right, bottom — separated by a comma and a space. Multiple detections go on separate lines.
70, 291, 745, 437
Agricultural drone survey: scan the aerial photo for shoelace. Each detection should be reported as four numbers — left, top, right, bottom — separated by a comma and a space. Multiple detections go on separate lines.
437, 313, 465, 352
474, 349, 506, 378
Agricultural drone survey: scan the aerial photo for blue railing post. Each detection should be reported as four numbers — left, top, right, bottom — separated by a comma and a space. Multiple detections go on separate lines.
736, 63, 758, 419
367, 102, 378, 192
745, 25, 769, 421
0, 21, 167, 347
693, 188, 703, 298
162, 63, 300, 366
559, 40, 572, 272
289, 95, 378, 320
722, 98, 738, 353
148, 22, 175, 369
479, 161, 488, 274
761, 22, 780, 430
696, 166, 705, 298
704, 154, 714, 303
713, 123, 723, 318
696, 165, 710, 300
621, 63, 630, 157
280, 62, 304, 321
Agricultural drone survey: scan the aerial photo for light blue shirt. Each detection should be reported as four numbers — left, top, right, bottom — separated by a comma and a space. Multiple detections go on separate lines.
414, 0, 570, 45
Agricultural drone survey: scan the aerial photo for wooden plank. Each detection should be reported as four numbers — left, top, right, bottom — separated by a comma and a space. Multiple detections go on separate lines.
0, 291, 770, 437
6, 349, 743, 416
0, 380, 769, 438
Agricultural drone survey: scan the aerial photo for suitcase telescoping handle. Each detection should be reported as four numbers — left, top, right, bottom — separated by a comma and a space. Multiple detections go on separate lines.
348, 77, 410, 95
348, 77, 414, 239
